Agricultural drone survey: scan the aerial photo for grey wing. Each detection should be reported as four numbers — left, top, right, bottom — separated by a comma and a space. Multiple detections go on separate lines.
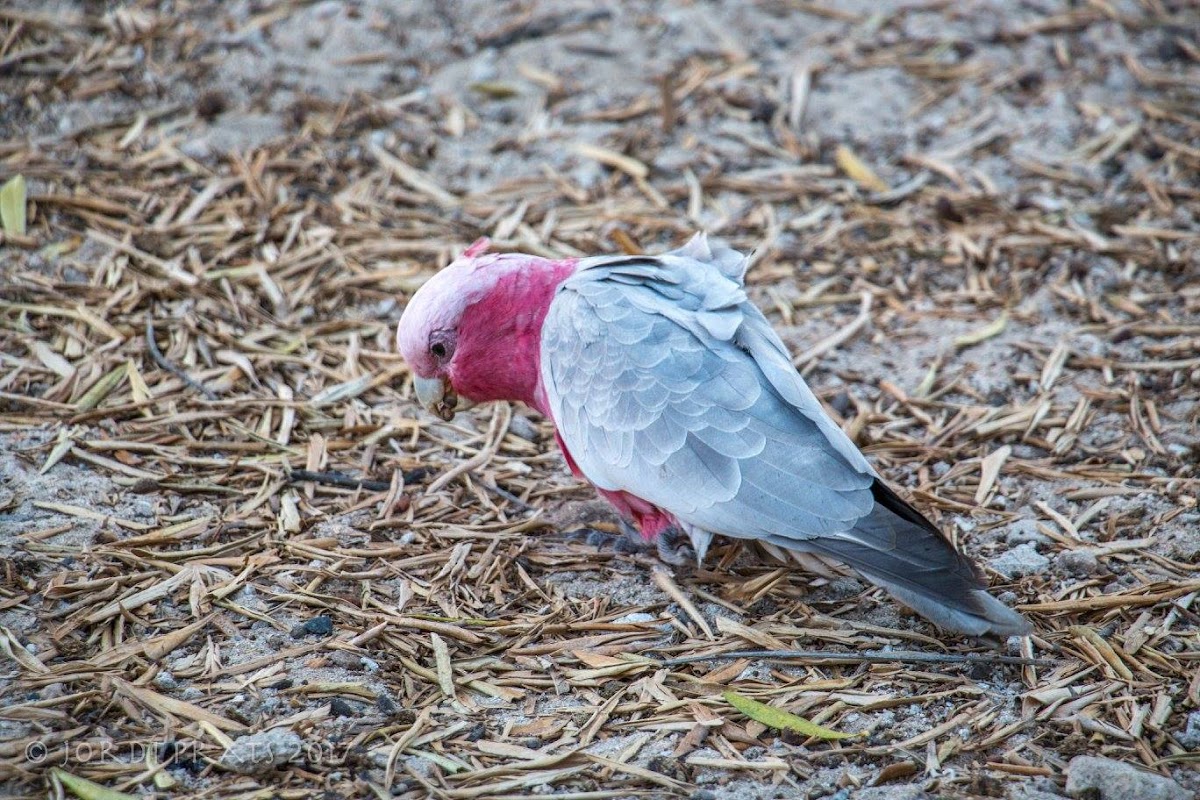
540, 251, 1029, 638
540, 263, 875, 543
664, 232, 749, 284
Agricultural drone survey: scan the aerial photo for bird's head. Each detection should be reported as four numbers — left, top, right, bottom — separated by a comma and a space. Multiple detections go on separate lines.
396, 238, 577, 419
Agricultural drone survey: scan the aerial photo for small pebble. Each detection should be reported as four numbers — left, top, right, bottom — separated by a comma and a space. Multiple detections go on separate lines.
1065, 754, 1192, 800
825, 576, 865, 599
1177, 710, 1200, 750
403, 753, 437, 779
219, 729, 303, 775
291, 615, 334, 638
330, 650, 360, 669
125, 500, 153, 519
1005, 518, 1049, 546
990, 543, 1050, 579
508, 414, 540, 442
329, 698, 357, 717
376, 695, 399, 715
180, 139, 211, 160
1056, 549, 1100, 576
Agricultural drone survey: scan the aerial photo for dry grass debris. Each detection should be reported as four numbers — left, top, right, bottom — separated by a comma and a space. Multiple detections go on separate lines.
1, 1, 1198, 798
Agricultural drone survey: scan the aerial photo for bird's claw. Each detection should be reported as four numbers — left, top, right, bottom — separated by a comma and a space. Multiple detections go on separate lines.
613, 537, 645, 555
655, 528, 696, 567
564, 522, 696, 567
563, 526, 624, 550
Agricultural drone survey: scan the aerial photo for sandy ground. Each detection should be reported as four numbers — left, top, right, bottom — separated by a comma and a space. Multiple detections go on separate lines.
1, 1, 1199, 798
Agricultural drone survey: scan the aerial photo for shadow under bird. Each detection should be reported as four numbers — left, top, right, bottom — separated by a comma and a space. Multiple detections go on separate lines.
396, 234, 1031, 638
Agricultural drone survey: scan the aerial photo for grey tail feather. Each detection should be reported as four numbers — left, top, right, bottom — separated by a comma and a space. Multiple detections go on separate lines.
785, 480, 1031, 638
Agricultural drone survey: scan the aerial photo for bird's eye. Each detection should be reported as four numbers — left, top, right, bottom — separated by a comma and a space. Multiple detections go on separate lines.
428, 330, 455, 362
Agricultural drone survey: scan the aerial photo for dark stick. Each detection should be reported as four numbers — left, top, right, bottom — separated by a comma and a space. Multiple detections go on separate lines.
658, 649, 1057, 668
660, 71, 676, 135
478, 480, 535, 511
287, 467, 534, 511
288, 468, 393, 492
145, 316, 218, 400
476, 9, 612, 49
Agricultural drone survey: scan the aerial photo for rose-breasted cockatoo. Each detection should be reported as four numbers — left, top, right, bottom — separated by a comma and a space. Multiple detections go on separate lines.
397, 235, 1030, 638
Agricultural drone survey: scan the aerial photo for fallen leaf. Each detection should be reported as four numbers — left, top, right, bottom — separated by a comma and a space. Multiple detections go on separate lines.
51, 768, 139, 800
954, 311, 1008, 347
975, 444, 1012, 504
310, 374, 373, 406
873, 761, 920, 785
722, 690, 855, 740
1, 174, 27, 236
431, 632, 455, 697
835, 145, 889, 193
0, 626, 50, 674
75, 364, 127, 411
32, 341, 75, 378
114, 677, 246, 732
470, 81, 519, 99
572, 142, 649, 180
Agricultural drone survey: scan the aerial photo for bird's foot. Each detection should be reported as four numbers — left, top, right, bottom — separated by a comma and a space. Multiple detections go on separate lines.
563, 523, 646, 556
653, 525, 696, 567
612, 519, 696, 566
565, 521, 695, 566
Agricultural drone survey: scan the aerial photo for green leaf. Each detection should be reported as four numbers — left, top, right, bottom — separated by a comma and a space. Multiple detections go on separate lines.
75, 364, 127, 411
722, 690, 856, 740
953, 311, 1008, 348
1, 174, 27, 236
835, 145, 888, 193
470, 81, 519, 99
51, 768, 139, 800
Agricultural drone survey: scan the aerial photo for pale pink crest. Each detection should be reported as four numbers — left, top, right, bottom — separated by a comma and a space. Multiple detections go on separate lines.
461, 236, 491, 258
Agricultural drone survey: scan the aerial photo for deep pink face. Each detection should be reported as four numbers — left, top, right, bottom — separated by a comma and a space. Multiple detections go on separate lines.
395, 239, 577, 419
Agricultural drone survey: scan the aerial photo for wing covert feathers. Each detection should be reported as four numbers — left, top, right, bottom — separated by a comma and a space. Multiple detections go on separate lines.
540, 235, 1030, 638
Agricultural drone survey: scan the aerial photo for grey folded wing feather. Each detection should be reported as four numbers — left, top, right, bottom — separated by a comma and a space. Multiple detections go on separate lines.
542, 246, 876, 538
540, 237, 1030, 638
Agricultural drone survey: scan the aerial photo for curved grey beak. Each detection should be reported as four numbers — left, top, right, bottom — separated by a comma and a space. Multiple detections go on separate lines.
413, 375, 444, 409
412, 375, 473, 421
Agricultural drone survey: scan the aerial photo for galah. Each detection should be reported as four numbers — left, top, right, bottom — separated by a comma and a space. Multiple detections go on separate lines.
396, 235, 1030, 638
